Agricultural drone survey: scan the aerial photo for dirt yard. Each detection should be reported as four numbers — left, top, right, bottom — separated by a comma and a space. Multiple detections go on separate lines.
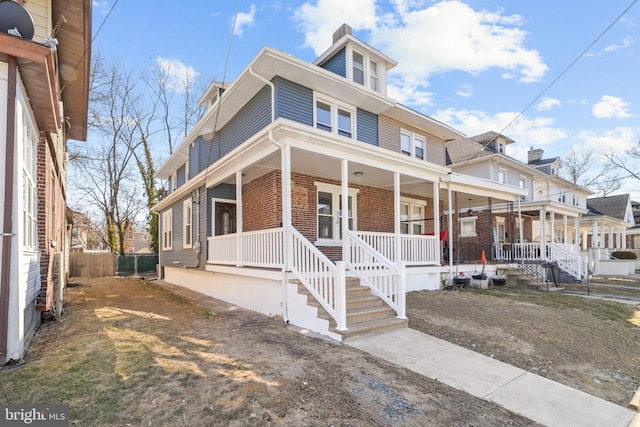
0, 276, 638, 426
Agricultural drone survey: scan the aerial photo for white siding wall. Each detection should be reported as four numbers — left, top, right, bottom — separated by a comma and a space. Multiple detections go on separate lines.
25, 0, 51, 42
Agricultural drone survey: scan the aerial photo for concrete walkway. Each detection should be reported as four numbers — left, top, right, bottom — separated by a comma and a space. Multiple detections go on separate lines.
347, 328, 639, 427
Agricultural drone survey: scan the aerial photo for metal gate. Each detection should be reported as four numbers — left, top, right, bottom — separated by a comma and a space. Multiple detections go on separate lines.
116, 254, 159, 276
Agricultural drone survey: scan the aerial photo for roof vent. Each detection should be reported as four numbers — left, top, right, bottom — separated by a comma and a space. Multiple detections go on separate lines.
0, 1, 35, 40
332, 23, 352, 44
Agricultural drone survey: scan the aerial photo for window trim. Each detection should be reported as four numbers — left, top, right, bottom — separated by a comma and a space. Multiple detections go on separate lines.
162, 209, 173, 251
183, 199, 192, 249
497, 168, 507, 184
460, 217, 477, 238
313, 94, 356, 139
315, 181, 359, 246
400, 129, 427, 161
348, 47, 382, 92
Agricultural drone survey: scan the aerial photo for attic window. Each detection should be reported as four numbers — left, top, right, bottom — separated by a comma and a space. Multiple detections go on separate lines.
349, 48, 382, 92
352, 51, 365, 85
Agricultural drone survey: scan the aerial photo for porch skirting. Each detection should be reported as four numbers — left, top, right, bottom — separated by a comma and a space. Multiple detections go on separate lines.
164, 266, 283, 317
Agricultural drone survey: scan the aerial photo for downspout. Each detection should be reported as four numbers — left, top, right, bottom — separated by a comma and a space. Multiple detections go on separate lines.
250, 68, 290, 323
1, 60, 17, 362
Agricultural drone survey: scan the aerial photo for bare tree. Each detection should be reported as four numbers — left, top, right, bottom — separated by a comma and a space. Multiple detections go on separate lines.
70, 55, 146, 253
561, 148, 622, 196
605, 141, 640, 192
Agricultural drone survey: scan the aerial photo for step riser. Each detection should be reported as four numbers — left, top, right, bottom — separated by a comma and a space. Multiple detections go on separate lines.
292, 279, 407, 340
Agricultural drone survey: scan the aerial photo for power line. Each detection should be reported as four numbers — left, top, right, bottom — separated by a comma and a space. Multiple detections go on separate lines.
459, 0, 638, 167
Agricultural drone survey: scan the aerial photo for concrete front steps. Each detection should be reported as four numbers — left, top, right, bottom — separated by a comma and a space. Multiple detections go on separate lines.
498, 267, 565, 293
293, 277, 407, 341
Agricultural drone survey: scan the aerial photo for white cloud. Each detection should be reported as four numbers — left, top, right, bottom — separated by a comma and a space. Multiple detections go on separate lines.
432, 108, 567, 162
295, 0, 379, 52
93, 1, 110, 14
294, 0, 548, 107
577, 127, 637, 154
233, 5, 257, 36
456, 84, 474, 98
592, 95, 633, 119
155, 57, 199, 93
537, 97, 561, 111
604, 37, 633, 52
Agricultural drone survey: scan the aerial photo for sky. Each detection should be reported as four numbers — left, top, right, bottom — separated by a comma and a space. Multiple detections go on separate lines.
91, 0, 640, 194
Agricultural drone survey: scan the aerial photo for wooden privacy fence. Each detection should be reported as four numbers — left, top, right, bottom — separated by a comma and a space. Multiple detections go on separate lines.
69, 253, 159, 278
69, 252, 115, 277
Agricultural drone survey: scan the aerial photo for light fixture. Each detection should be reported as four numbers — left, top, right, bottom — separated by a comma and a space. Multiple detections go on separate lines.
353, 171, 364, 176
467, 199, 473, 216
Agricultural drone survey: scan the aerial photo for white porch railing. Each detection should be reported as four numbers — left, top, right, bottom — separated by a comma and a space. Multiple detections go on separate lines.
346, 229, 406, 319
494, 242, 587, 280
207, 228, 284, 268
289, 227, 347, 331
548, 242, 588, 280
356, 231, 440, 265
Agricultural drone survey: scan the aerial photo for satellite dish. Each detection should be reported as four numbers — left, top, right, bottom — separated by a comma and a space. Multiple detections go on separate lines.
0, 1, 35, 40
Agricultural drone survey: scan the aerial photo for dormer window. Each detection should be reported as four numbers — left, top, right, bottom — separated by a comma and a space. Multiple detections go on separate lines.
349, 49, 381, 92
497, 141, 505, 154
352, 51, 365, 85
369, 60, 378, 91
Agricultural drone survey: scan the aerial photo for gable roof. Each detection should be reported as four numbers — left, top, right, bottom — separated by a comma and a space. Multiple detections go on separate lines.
587, 194, 631, 220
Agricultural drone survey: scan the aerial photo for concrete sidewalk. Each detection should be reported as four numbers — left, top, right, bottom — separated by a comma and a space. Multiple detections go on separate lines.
347, 328, 638, 427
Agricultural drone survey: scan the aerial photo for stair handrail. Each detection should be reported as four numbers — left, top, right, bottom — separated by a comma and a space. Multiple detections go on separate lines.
288, 227, 346, 330
548, 242, 586, 280
344, 229, 406, 319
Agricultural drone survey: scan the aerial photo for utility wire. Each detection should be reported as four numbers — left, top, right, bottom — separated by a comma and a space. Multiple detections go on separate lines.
60, 0, 120, 94
459, 0, 638, 167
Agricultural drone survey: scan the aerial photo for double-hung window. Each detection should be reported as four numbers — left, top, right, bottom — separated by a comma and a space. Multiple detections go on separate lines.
22, 108, 38, 250
316, 182, 358, 244
400, 130, 426, 160
352, 51, 365, 85
350, 50, 381, 92
315, 95, 355, 139
183, 199, 192, 249
162, 209, 173, 251
400, 198, 426, 235
497, 168, 506, 184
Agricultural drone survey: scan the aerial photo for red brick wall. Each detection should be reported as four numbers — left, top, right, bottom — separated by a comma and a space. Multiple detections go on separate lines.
37, 133, 67, 285
241, 170, 439, 260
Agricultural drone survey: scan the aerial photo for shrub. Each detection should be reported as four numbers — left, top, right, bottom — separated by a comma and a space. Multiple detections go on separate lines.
611, 250, 638, 260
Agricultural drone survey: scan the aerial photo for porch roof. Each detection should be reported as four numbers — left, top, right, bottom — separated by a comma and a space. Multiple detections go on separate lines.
441, 172, 527, 205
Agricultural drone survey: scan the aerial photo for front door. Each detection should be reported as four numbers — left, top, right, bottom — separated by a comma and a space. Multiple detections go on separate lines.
214, 202, 236, 236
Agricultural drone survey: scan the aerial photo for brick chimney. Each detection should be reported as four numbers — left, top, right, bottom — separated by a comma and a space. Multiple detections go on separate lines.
332, 24, 352, 44
528, 147, 544, 164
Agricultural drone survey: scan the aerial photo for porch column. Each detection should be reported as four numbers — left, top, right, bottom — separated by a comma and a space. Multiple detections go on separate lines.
540, 208, 547, 258
281, 144, 292, 270
236, 171, 244, 267
394, 172, 401, 262
563, 215, 568, 244
549, 211, 555, 244
341, 159, 350, 262
517, 198, 523, 243
592, 221, 598, 248
608, 225, 614, 249
447, 186, 454, 281
622, 228, 627, 249
617, 227, 622, 249
574, 216, 580, 248
432, 181, 440, 239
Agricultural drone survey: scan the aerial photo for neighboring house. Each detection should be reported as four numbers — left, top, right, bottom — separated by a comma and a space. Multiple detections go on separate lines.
70, 209, 104, 252
446, 135, 590, 282
153, 24, 525, 340
0, 0, 91, 363
582, 194, 634, 250
628, 200, 640, 250
124, 228, 152, 254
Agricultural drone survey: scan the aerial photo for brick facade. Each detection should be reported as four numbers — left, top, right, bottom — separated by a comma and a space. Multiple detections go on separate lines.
241, 170, 440, 261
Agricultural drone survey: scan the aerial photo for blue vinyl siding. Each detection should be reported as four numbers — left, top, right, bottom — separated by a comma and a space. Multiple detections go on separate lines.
274, 77, 313, 126
320, 47, 347, 77
219, 85, 271, 158
206, 184, 236, 237
190, 136, 217, 177
356, 108, 378, 146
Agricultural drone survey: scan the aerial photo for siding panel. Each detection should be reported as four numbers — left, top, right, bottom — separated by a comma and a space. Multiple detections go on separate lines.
274, 77, 313, 126
378, 115, 447, 166
320, 47, 347, 77
356, 108, 378, 146
160, 197, 199, 267
219, 85, 271, 158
